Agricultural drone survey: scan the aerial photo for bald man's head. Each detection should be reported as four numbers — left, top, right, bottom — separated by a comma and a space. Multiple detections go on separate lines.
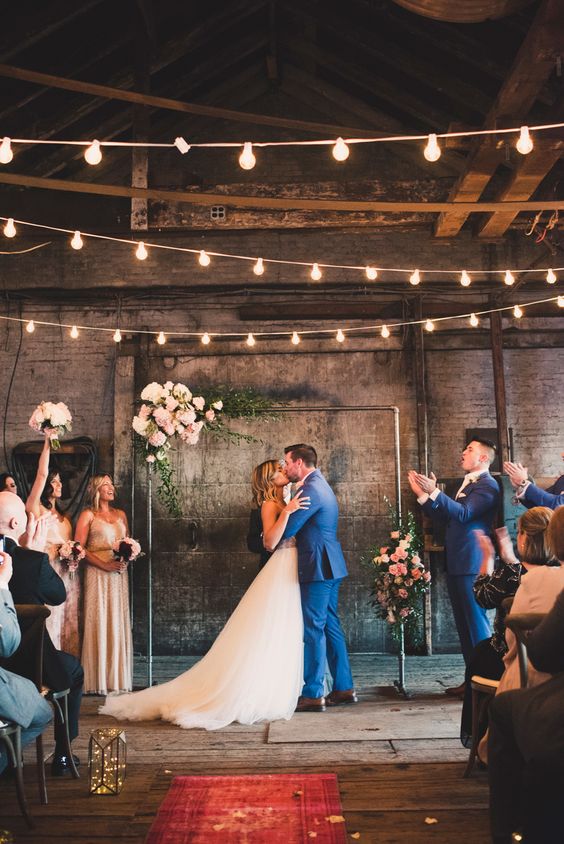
0, 490, 27, 542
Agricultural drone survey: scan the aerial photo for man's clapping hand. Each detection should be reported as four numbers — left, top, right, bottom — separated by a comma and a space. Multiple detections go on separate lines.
20, 511, 55, 552
407, 470, 438, 497
503, 461, 528, 489
0, 551, 13, 589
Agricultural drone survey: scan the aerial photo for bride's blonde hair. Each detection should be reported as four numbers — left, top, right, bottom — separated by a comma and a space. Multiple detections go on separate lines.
251, 460, 280, 508
88, 474, 113, 511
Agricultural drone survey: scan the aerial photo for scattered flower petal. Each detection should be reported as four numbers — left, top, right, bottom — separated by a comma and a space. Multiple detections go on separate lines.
232, 810, 246, 818
351, 834, 361, 840
424, 817, 439, 824
212, 824, 225, 831
308, 833, 318, 839
326, 815, 346, 824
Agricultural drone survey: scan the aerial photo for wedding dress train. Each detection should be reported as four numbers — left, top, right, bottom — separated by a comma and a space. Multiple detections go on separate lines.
100, 540, 303, 730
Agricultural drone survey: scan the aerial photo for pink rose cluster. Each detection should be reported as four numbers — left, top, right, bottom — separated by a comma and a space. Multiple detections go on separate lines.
132, 381, 224, 463
58, 540, 85, 578
370, 526, 431, 625
29, 401, 73, 450
112, 537, 144, 562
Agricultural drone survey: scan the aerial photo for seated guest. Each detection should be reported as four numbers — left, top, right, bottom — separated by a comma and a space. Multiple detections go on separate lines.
0, 491, 84, 776
489, 507, 564, 844
460, 508, 554, 746
0, 548, 52, 774
505, 450, 564, 510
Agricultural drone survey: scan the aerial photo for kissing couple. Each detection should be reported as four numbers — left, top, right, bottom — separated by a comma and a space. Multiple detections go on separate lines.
101, 443, 357, 730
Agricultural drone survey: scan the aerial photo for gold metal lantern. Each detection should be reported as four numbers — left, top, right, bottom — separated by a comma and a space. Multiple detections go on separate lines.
88, 728, 127, 795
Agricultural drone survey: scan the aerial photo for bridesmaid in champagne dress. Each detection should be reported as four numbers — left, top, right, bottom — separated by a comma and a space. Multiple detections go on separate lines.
26, 433, 80, 656
75, 475, 133, 695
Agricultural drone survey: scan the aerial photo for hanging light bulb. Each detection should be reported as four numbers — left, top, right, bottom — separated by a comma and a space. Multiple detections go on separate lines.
253, 258, 264, 276
546, 268, 557, 284
239, 142, 256, 170
381, 324, 390, 338
246, 332, 256, 346
136, 241, 148, 260
198, 250, 211, 267
516, 126, 533, 155
0, 137, 13, 164
332, 137, 350, 162
423, 133, 441, 162
291, 331, 300, 345
513, 305, 523, 319
365, 266, 378, 281
469, 313, 479, 327
425, 319, 435, 332
157, 331, 166, 345
336, 329, 345, 343
504, 270, 515, 286
113, 328, 122, 343
310, 263, 322, 281
70, 230, 83, 250
70, 325, 79, 339
558, 296, 564, 308
84, 140, 102, 165
409, 269, 421, 286
460, 270, 471, 287
26, 319, 35, 333
174, 137, 190, 154
201, 332, 211, 345
3, 218, 16, 238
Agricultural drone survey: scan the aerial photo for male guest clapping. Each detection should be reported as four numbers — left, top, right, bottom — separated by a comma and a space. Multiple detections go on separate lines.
504, 449, 564, 510
408, 439, 500, 694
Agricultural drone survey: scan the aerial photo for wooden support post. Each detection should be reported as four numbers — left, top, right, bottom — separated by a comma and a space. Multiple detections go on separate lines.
113, 355, 135, 497
131, 19, 150, 231
490, 306, 510, 466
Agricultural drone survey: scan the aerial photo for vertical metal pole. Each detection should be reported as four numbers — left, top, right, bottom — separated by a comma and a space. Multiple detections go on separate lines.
147, 467, 153, 687
393, 407, 402, 522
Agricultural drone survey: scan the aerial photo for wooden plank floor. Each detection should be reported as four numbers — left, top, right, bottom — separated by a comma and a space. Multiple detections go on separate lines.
1, 655, 491, 843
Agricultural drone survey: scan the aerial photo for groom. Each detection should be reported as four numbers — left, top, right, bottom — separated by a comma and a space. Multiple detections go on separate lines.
281, 444, 356, 712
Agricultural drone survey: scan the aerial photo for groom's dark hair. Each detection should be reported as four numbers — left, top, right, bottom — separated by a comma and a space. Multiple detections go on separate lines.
284, 443, 317, 467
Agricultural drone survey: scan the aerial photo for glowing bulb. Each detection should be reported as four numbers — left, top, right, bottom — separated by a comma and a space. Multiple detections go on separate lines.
26, 320, 35, 333
381, 324, 390, 338
504, 270, 515, 286
157, 331, 166, 345
113, 328, 122, 342
291, 331, 300, 345
310, 263, 322, 281
425, 319, 434, 332
136, 241, 148, 260
546, 268, 557, 284
423, 133, 441, 162
70, 325, 79, 339
558, 296, 564, 307
409, 269, 420, 286
253, 258, 264, 276
0, 137, 13, 164
332, 137, 350, 162
201, 332, 211, 345
3, 218, 16, 238
198, 250, 210, 267
246, 332, 256, 346
513, 305, 523, 319
516, 126, 533, 155
70, 230, 83, 250
336, 329, 345, 343
469, 313, 479, 327
84, 140, 102, 165
460, 270, 471, 287
239, 142, 256, 170
174, 136, 190, 154
365, 266, 378, 280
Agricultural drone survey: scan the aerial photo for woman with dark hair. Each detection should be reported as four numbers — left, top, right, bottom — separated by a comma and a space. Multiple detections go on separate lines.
0, 473, 18, 494
26, 433, 80, 656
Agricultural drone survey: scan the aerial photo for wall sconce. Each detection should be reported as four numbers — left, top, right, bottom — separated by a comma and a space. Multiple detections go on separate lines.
88, 728, 127, 795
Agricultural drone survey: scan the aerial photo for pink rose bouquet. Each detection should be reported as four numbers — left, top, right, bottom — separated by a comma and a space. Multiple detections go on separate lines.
29, 401, 73, 450
58, 540, 85, 579
112, 537, 144, 564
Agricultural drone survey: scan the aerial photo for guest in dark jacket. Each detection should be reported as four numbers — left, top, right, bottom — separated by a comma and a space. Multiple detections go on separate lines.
505, 451, 564, 510
0, 491, 83, 775
488, 506, 564, 844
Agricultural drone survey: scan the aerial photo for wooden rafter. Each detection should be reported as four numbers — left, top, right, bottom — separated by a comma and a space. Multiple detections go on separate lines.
0, 0, 104, 63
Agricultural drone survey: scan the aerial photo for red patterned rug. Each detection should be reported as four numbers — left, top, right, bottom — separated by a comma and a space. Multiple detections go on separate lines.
145, 773, 348, 843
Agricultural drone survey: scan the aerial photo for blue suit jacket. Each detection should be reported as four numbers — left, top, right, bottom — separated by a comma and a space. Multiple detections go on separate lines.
281, 469, 348, 583
421, 473, 500, 576
521, 475, 564, 510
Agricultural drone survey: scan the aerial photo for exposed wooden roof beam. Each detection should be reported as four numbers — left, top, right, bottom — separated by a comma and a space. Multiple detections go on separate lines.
434, 0, 564, 238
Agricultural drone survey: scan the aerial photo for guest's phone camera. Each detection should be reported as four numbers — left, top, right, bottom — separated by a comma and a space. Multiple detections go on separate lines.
0, 535, 4, 558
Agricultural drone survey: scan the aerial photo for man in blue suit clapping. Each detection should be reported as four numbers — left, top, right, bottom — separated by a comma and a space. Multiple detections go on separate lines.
408, 438, 500, 694
504, 450, 564, 510
281, 444, 356, 713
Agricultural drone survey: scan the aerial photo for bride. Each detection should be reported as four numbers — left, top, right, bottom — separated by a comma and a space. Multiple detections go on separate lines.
100, 460, 309, 730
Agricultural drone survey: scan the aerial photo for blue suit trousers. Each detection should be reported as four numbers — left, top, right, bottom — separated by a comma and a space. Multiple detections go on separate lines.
447, 574, 491, 665
300, 578, 353, 698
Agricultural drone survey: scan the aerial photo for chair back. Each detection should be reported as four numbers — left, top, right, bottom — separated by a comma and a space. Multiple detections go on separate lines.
505, 611, 546, 687
13, 605, 50, 692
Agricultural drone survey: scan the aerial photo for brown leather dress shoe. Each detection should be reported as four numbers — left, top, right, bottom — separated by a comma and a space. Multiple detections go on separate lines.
295, 696, 326, 712
326, 689, 359, 706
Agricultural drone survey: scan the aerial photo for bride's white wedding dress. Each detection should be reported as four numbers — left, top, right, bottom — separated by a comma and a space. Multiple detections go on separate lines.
99, 539, 303, 730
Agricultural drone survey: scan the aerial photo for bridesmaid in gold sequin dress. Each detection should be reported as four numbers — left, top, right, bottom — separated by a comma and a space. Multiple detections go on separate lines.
26, 433, 81, 656
75, 475, 133, 695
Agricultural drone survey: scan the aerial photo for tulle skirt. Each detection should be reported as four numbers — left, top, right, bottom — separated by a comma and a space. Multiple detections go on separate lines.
100, 545, 303, 730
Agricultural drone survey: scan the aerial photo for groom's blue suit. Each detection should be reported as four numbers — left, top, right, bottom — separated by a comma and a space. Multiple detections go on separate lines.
281, 469, 353, 698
